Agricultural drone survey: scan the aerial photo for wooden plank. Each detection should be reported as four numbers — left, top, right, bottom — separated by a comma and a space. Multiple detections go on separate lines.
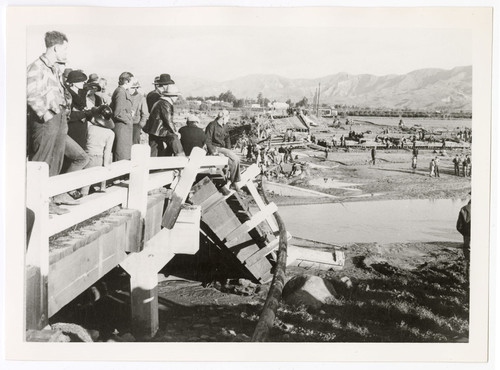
162, 147, 206, 229
246, 181, 279, 232
224, 203, 278, 242
48, 223, 128, 317
48, 160, 131, 197
246, 257, 273, 281
287, 245, 345, 270
239, 164, 261, 185
147, 171, 175, 191
148, 155, 227, 171
190, 176, 218, 205
127, 144, 150, 218
25, 162, 50, 331
48, 187, 128, 236
244, 231, 291, 267
202, 203, 242, 239
144, 193, 167, 244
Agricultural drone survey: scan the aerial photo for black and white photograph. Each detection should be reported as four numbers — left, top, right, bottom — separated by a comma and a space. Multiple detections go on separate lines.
2, 3, 496, 366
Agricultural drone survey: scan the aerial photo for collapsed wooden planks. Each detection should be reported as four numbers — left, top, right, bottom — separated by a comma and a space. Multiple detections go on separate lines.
190, 166, 281, 283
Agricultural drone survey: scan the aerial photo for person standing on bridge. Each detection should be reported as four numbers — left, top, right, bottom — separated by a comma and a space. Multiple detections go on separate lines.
205, 110, 242, 190
81, 105, 115, 196
111, 71, 135, 161
129, 78, 149, 145
143, 83, 184, 157
27, 31, 89, 212
27, 30, 72, 177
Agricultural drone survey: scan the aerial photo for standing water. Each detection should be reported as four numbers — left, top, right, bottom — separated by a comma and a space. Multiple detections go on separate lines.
279, 199, 466, 244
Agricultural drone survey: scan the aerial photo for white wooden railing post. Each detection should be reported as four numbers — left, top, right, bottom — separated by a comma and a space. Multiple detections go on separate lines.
127, 144, 151, 219
25, 162, 50, 331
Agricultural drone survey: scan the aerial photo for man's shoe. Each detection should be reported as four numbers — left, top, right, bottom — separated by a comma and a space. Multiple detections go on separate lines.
68, 190, 83, 200
53, 193, 80, 205
49, 202, 70, 215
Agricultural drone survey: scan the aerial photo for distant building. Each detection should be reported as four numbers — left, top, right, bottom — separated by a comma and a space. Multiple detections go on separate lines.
251, 104, 261, 109
271, 102, 289, 110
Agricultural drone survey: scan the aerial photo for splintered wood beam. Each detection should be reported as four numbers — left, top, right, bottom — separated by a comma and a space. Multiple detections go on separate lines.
223, 203, 278, 242
48, 160, 131, 197
162, 147, 206, 229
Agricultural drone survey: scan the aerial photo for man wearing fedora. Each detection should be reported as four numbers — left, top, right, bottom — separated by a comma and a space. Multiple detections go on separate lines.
143, 83, 184, 157
146, 74, 174, 112
205, 110, 242, 189
179, 115, 206, 156
129, 78, 150, 145
81, 105, 116, 196
111, 71, 135, 161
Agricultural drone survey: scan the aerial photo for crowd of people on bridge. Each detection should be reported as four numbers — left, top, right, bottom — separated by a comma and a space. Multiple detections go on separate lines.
27, 31, 242, 214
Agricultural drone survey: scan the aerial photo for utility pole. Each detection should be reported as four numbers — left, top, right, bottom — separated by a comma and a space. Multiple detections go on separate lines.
317, 83, 321, 117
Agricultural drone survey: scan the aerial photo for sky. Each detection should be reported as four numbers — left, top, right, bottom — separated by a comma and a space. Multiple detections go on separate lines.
27, 25, 472, 86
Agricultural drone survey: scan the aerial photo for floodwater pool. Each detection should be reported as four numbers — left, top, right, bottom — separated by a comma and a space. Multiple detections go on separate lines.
279, 198, 467, 244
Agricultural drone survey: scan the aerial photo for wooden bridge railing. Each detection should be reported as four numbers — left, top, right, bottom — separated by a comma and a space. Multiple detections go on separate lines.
25, 144, 228, 333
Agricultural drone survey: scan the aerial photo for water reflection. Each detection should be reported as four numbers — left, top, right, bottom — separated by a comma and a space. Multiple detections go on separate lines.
279, 199, 467, 244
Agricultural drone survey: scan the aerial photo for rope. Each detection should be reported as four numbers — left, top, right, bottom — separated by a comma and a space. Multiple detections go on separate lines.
251, 178, 288, 342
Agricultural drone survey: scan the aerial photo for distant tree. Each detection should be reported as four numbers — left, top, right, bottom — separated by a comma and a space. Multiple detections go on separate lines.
219, 90, 237, 103
285, 99, 293, 107
233, 99, 245, 108
263, 98, 270, 107
257, 92, 264, 105
296, 96, 309, 108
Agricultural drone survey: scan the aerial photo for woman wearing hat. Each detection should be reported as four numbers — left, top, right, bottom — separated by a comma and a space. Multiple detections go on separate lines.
81, 105, 115, 196
66, 70, 92, 151
143, 83, 184, 157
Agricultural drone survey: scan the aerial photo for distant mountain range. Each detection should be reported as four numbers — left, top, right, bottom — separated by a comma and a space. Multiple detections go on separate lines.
176, 66, 472, 110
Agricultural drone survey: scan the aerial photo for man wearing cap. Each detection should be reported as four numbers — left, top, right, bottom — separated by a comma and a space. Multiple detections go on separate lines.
96, 77, 111, 105
129, 78, 150, 145
81, 105, 116, 196
143, 83, 184, 157
179, 115, 206, 156
205, 110, 242, 188
111, 71, 134, 161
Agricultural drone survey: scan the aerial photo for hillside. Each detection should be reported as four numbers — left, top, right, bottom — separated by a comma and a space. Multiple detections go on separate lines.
177, 66, 472, 110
